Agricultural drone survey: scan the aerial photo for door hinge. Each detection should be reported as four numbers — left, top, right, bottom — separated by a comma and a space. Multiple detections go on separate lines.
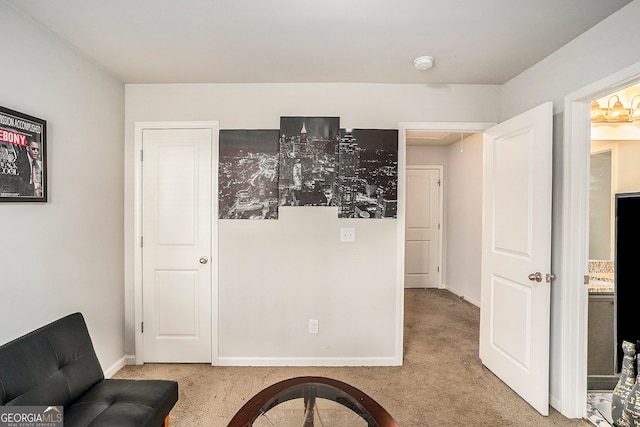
140, 236, 143, 248
437, 266, 440, 272
584, 275, 590, 285
140, 150, 143, 161
438, 223, 441, 230
141, 322, 144, 333
437, 179, 441, 186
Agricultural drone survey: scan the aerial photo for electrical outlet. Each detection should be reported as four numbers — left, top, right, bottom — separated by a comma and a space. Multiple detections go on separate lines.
340, 227, 355, 243
308, 319, 319, 334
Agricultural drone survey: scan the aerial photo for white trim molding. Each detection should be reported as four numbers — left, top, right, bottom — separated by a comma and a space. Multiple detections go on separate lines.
103, 356, 127, 379
217, 356, 400, 367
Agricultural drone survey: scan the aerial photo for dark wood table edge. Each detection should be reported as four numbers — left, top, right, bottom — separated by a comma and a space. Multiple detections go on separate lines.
227, 376, 400, 427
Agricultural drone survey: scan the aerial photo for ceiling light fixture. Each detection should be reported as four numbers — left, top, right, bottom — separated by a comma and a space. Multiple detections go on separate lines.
414, 56, 434, 71
591, 95, 640, 123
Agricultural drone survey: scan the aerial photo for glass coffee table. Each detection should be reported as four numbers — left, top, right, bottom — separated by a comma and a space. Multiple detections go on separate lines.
228, 376, 399, 427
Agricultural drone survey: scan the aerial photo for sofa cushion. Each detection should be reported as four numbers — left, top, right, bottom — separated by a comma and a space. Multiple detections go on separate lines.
64, 379, 178, 427
0, 313, 104, 406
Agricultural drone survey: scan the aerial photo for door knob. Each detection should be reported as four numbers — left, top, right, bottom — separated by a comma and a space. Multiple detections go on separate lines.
528, 272, 542, 282
199, 257, 208, 264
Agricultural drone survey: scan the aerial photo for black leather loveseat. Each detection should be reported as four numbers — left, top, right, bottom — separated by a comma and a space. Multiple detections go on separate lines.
0, 312, 178, 427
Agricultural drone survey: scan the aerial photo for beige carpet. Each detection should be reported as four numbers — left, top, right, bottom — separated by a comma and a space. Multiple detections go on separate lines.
114, 289, 592, 426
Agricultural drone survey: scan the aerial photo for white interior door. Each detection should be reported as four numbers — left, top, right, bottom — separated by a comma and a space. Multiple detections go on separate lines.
405, 167, 441, 288
142, 128, 213, 362
479, 102, 553, 415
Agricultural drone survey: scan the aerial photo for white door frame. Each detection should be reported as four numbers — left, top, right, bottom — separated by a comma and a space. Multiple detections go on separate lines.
561, 60, 640, 417
405, 164, 444, 289
133, 121, 220, 365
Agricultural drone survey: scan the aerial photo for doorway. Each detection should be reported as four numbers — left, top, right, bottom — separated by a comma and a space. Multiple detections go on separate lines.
585, 85, 640, 424
561, 61, 640, 418
401, 123, 491, 305
400, 108, 553, 415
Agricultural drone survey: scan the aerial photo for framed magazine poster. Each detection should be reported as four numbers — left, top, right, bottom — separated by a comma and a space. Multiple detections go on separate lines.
0, 106, 47, 202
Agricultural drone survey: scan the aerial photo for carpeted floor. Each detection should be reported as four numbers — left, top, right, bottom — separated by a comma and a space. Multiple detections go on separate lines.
114, 289, 593, 426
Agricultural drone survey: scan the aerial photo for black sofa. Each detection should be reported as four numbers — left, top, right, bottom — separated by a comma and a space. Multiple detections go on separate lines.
0, 312, 178, 427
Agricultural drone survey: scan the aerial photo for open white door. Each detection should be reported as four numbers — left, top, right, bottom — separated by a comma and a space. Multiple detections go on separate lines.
479, 102, 553, 415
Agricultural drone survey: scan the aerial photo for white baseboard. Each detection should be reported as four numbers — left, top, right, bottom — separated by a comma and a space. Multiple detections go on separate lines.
103, 356, 127, 378
550, 393, 561, 413
216, 356, 401, 367
464, 295, 480, 307
443, 285, 480, 307
121, 354, 401, 368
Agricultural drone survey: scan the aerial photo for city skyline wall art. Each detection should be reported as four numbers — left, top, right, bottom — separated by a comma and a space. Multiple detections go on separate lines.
278, 116, 340, 207
218, 120, 399, 220
218, 129, 280, 219
337, 128, 398, 219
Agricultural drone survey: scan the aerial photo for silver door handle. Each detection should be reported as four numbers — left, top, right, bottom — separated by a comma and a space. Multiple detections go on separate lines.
199, 257, 208, 264
528, 272, 542, 282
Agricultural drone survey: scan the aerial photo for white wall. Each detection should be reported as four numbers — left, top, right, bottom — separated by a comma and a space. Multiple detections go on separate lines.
616, 142, 640, 192
0, 2, 125, 373
406, 145, 448, 166
502, 0, 640, 119
502, 0, 640, 414
445, 133, 483, 305
124, 83, 501, 363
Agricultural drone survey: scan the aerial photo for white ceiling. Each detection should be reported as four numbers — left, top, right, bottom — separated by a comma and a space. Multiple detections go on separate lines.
5, 0, 632, 85
406, 130, 475, 146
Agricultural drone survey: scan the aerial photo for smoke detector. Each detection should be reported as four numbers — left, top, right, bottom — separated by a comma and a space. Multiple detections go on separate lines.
414, 56, 434, 71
